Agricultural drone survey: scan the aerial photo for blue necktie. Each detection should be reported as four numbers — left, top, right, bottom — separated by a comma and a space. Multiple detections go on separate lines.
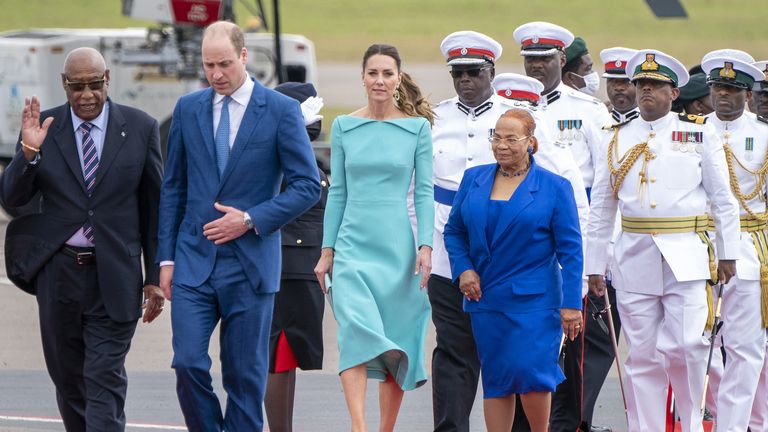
79, 122, 98, 243
215, 96, 231, 175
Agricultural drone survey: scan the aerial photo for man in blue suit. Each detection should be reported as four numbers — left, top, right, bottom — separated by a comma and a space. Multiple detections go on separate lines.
157, 21, 321, 431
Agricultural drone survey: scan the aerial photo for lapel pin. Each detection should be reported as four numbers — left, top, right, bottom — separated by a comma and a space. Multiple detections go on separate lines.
121, 131, 126, 137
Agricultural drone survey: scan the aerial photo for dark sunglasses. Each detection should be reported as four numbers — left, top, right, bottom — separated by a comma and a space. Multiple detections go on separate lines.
65, 77, 106, 92
449, 67, 490, 79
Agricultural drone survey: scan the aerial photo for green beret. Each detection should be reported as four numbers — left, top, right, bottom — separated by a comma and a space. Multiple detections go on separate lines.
678, 73, 710, 102
565, 37, 588, 65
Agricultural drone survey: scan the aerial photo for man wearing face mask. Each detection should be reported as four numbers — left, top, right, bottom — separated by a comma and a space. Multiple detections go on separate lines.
429, 31, 521, 432
562, 37, 601, 98
549, 47, 641, 432
513, 21, 611, 432
514, 22, 611, 200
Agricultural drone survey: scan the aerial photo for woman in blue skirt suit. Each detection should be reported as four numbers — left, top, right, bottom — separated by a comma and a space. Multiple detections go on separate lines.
444, 109, 583, 432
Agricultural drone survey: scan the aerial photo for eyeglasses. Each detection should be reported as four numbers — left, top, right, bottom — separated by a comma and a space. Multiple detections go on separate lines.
449, 67, 491, 79
64, 77, 106, 92
488, 135, 531, 146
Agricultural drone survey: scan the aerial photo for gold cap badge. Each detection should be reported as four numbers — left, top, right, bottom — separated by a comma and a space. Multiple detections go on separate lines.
641, 54, 659, 71
719, 62, 737, 79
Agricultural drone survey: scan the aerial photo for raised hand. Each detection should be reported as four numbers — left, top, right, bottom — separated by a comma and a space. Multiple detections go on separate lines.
300, 96, 324, 126
20, 96, 53, 159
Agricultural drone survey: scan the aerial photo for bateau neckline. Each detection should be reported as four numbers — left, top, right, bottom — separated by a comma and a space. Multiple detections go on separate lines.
343, 115, 421, 122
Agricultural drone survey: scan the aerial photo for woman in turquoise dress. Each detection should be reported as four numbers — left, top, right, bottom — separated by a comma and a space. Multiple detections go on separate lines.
314, 44, 434, 432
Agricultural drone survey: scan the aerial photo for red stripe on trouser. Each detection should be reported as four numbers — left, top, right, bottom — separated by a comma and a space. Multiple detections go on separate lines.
666, 384, 675, 432
274, 330, 299, 373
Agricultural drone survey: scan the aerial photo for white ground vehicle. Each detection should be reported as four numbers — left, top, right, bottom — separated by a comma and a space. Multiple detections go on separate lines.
0, 0, 318, 164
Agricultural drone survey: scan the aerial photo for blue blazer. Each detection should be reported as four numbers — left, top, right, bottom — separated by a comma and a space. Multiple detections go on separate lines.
443, 158, 583, 313
157, 78, 321, 293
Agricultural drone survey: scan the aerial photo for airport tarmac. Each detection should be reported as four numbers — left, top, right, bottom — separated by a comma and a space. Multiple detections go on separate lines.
0, 211, 629, 431
0, 61, 628, 430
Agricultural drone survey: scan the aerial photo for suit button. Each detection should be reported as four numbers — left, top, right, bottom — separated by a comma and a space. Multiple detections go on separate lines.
650, 201, 657, 208
468, 132, 475, 138
321, 180, 327, 187
88, 210, 94, 216
296, 239, 302, 245
468, 156, 474, 161
650, 177, 656, 183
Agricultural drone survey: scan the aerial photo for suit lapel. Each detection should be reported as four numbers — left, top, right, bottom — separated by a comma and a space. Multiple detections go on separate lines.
92, 100, 126, 191
469, 166, 495, 256
219, 79, 266, 190
490, 162, 540, 247
52, 106, 87, 193
196, 88, 218, 178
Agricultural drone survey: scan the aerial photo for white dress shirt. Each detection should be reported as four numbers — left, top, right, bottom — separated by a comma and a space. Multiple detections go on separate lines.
65, 103, 110, 247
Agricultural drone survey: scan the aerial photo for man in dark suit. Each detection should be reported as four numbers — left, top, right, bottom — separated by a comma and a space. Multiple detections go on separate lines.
157, 21, 320, 432
0, 47, 164, 431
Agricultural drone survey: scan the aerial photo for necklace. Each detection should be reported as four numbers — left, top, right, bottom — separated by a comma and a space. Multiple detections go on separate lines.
499, 162, 530, 178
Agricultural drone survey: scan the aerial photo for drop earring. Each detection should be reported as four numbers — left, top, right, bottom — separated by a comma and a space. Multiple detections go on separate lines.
393, 85, 401, 102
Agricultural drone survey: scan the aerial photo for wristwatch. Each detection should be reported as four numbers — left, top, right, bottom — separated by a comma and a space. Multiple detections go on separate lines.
243, 211, 254, 230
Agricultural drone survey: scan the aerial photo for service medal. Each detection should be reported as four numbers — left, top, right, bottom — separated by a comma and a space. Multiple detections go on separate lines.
557, 120, 566, 140
573, 120, 583, 142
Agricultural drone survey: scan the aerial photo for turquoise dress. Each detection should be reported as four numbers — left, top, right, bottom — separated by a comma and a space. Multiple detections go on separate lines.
322, 115, 434, 390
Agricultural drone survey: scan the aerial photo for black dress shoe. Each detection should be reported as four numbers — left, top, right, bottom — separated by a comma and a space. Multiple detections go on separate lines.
590, 426, 613, 432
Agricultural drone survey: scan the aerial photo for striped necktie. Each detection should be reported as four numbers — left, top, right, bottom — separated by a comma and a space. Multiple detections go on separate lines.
215, 96, 231, 175
79, 122, 98, 243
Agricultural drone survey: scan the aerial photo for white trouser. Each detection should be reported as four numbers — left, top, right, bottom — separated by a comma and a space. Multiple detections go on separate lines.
750, 338, 768, 432
709, 278, 766, 431
616, 260, 708, 432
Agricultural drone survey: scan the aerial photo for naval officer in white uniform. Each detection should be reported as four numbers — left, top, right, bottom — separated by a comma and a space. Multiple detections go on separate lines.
700, 49, 768, 432
585, 49, 740, 432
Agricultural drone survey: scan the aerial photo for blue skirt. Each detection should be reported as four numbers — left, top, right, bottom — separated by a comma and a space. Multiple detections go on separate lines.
470, 308, 564, 398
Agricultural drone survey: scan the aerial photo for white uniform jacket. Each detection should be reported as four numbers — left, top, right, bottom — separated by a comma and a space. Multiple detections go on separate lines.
538, 83, 613, 188
706, 112, 768, 281
585, 112, 741, 295
430, 94, 588, 279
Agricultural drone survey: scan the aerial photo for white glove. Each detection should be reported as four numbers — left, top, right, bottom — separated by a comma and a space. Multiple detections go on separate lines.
300, 96, 324, 126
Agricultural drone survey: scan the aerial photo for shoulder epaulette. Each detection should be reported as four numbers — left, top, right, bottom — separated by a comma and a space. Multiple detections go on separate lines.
435, 98, 454, 107
498, 98, 536, 111
566, 89, 603, 105
757, 115, 768, 125
602, 118, 634, 131
678, 113, 707, 125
